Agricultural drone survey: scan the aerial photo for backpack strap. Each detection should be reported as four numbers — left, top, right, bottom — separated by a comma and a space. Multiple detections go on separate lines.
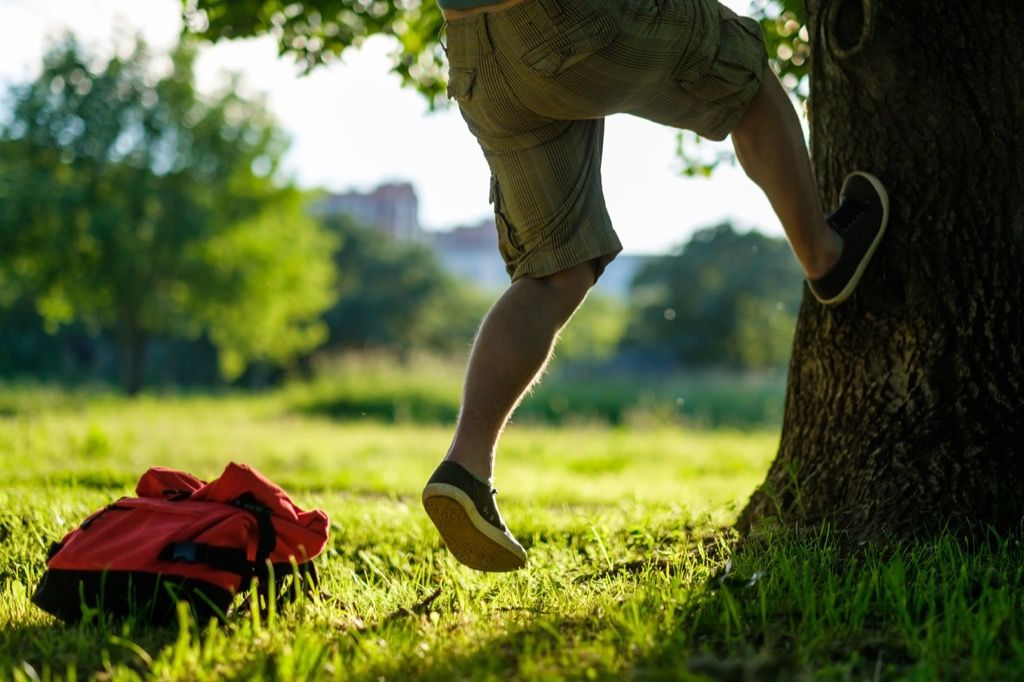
231, 493, 277, 566
159, 494, 278, 580
158, 542, 251, 575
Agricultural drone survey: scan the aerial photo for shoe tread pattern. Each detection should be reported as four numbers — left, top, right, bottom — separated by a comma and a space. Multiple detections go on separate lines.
423, 496, 525, 572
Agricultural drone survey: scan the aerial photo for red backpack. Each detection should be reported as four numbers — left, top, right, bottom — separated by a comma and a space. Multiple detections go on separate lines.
32, 463, 329, 624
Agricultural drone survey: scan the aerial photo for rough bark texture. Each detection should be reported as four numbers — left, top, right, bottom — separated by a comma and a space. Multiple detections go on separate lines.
739, 0, 1024, 538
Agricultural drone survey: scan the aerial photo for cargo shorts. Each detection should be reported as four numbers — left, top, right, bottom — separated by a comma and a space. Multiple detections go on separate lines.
444, 0, 769, 281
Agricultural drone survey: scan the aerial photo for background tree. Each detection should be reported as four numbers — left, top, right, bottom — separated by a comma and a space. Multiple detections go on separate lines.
624, 223, 803, 369
316, 214, 622, 362
0, 37, 337, 394
555, 293, 627, 363
318, 215, 487, 356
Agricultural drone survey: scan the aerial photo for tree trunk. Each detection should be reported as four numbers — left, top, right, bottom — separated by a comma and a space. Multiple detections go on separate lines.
118, 315, 148, 397
738, 0, 1024, 538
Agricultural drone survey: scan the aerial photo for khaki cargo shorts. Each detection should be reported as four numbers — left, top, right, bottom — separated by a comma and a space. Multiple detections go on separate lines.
444, 0, 768, 281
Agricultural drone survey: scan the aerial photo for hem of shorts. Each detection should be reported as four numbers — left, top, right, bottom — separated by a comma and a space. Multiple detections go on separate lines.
703, 105, 747, 142
707, 56, 770, 141
508, 239, 624, 283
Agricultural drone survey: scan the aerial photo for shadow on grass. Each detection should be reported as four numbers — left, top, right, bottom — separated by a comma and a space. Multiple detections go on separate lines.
7, 530, 1024, 680
1, 620, 179, 678
358, 529, 1024, 681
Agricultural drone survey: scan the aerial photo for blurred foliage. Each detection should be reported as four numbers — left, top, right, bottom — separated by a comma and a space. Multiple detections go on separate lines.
289, 351, 786, 427
521, 366, 787, 427
0, 37, 338, 393
622, 222, 803, 369
314, 213, 625, 363
190, 198, 337, 379
0, 300, 82, 381
184, 0, 448, 106
755, 0, 809, 93
557, 293, 627, 362
680, 0, 810, 176
291, 351, 463, 422
0, 295, 236, 387
317, 214, 488, 355
0, 5, 814, 389
181, 1, 806, 105
182, 1, 809, 173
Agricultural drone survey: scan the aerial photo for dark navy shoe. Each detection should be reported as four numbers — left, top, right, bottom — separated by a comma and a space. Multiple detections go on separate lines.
809, 171, 890, 305
422, 461, 527, 572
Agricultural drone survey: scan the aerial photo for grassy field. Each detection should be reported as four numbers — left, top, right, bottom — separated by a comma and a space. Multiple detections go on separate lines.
0, 376, 1022, 680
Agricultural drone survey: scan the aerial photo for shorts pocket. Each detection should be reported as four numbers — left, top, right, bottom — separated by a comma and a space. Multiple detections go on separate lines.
489, 176, 522, 266
673, 15, 764, 107
521, 10, 618, 76
447, 67, 477, 102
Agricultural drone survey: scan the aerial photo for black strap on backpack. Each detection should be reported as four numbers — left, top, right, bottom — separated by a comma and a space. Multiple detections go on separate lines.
231, 493, 278, 568
158, 493, 277, 581
155, 491, 322, 616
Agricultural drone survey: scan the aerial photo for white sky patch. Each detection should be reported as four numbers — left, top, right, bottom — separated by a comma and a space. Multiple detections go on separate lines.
0, 0, 782, 253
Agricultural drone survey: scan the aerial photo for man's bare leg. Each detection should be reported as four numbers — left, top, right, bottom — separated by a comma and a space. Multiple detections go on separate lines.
444, 261, 596, 482
730, 73, 842, 280
422, 261, 595, 571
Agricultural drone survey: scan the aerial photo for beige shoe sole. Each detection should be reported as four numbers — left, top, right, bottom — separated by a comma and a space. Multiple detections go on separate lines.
422, 483, 527, 572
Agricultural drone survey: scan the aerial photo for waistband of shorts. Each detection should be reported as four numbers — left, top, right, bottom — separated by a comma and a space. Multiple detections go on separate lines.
444, 0, 597, 60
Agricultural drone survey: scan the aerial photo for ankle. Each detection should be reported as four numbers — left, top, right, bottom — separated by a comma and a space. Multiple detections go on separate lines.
444, 452, 492, 484
804, 227, 843, 280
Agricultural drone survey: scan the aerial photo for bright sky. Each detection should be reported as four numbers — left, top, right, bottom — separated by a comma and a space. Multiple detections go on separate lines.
0, 0, 782, 254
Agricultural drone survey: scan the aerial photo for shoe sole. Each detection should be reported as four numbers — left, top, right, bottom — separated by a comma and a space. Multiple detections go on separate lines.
817, 171, 890, 305
422, 483, 527, 572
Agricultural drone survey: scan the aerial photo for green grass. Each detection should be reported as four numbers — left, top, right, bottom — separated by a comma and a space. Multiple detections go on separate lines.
0, 380, 1022, 680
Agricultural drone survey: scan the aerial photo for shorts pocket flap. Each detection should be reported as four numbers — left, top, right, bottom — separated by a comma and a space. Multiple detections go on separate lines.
447, 67, 476, 100
522, 12, 617, 76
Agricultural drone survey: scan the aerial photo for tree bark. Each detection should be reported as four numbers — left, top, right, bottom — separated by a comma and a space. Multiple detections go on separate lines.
738, 0, 1024, 538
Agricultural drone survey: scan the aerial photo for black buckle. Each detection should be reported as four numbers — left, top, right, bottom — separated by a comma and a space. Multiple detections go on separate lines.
170, 542, 198, 562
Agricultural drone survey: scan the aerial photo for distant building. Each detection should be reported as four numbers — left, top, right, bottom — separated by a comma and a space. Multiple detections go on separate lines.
314, 182, 422, 241
429, 217, 509, 291
312, 181, 650, 299
594, 254, 650, 301
428, 217, 651, 300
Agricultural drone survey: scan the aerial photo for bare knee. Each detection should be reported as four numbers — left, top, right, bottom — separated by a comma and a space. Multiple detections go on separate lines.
734, 73, 787, 135
533, 260, 597, 324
